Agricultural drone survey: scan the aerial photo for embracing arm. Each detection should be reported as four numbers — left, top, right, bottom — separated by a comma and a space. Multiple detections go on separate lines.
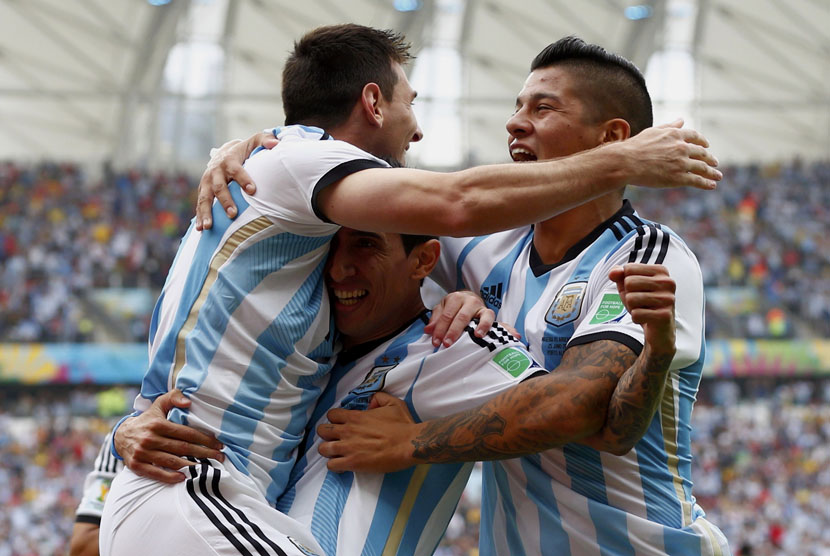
318, 263, 676, 472
197, 122, 720, 234
408, 339, 635, 462
318, 340, 636, 472
319, 124, 720, 237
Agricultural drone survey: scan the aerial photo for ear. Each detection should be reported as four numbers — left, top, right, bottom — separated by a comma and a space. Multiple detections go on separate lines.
599, 118, 631, 144
409, 239, 441, 281
359, 82, 384, 128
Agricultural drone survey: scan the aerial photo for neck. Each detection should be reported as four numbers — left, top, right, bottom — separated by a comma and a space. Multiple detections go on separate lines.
341, 301, 427, 350
533, 195, 623, 265
326, 119, 378, 157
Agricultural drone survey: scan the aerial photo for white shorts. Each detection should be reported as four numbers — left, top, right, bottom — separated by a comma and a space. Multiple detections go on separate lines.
100, 457, 323, 556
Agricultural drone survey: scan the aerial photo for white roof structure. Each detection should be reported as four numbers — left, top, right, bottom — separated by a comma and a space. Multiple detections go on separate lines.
0, 0, 827, 170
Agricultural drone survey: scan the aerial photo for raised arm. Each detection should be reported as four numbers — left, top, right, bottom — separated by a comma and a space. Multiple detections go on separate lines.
317, 263, 676, 472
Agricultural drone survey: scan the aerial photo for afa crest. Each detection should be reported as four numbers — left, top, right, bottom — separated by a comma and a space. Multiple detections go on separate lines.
341, 364, 397, 410
545, 282, 587, 326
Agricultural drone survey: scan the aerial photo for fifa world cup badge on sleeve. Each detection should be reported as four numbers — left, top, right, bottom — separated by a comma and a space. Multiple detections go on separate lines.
545, 282, 587, 326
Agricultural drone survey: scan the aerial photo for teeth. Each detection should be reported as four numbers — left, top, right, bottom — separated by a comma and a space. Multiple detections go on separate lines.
334, 289, 367, 304
511, 148, 536, 160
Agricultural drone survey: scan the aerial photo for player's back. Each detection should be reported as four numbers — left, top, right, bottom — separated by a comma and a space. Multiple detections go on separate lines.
136, 126, 387, 505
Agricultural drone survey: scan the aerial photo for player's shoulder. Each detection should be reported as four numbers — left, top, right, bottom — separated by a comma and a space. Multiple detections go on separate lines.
604, 215, 698, 268
275, 126, 385, 162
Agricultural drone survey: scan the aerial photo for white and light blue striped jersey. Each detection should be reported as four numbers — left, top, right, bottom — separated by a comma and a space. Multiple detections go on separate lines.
138, 125, 389, 506
276, 312, 546, 556
75, 433, 122, 525
432, 201, 729, 555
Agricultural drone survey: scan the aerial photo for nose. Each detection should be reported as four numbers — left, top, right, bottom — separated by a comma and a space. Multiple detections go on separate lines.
506, 108, 529, 138
326, 247, 356, 283
411, 125, 423, 143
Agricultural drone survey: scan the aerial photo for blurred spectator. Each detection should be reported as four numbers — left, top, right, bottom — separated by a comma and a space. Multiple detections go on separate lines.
0, 161, 196, 343
629, 159, 830, 339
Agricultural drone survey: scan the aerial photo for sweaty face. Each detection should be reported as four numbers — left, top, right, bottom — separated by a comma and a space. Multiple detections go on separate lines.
506, 66, 603, 162
326, 229, 422, 347
378, 63, 423, 165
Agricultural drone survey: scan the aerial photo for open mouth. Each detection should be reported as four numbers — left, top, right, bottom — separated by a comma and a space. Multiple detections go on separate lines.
510, 147, 537, 162
333, 289, 368, 306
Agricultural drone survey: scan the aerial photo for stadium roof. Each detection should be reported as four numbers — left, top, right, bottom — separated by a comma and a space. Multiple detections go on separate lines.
0, 0, 828, 170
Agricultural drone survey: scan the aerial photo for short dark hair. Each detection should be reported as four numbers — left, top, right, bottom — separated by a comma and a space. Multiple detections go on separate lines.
400, 234, 437, 256
530, 36, 653, 135
282, 24, 412, 129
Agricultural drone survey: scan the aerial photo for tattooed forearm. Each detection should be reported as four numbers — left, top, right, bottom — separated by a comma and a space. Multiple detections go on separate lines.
410, 340, 637, 463
599, 345, 673, 453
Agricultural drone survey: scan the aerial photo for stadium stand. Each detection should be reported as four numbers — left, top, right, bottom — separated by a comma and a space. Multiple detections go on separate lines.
0, 161, 195, 343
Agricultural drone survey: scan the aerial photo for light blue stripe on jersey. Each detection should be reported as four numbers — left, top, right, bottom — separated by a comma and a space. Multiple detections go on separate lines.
265, 337, 334, 504
312, 471, 355, 556
166, 233, 331, 483
638, 417, 684, 526
481, 461, 525, 556
141, 183, 251, 399
479, 461, 499, 552
663, 525, 708, 555
277, 358, 358, 515
148, 289, 164, 347
453, 236, 488, 291
172, 231, 332, 396
521, 454, 568, 555
395, 463, 469, 555
478, 232, 533, 313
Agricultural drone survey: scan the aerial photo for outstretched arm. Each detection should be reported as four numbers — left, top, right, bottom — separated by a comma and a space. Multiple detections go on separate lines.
317, 263, 676, 472
319, 124, 718, 237
196, 121, 720, 234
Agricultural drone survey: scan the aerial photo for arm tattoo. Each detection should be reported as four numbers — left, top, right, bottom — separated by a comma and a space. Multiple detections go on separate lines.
602, 347, 672, 450
411, 340, 635, 463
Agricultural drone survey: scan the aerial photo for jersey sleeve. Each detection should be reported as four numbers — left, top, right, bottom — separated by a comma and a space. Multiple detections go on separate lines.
241, 138, 388, 234
410, 320, 547, 421
567, 224, 704, 370
75, 433, 122, 524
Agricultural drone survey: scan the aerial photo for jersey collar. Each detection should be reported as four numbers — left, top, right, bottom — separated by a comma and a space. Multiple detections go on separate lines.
529, 199, 636, 276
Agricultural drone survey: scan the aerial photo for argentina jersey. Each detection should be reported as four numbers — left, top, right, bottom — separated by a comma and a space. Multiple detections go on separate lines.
139, 125, 389, 505
433, 201, 729, 555
276, 312, 546, 556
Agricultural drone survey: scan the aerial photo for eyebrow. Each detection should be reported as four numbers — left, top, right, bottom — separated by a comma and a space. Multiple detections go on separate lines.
352, 231, 383, 240
515, 91, 562, 108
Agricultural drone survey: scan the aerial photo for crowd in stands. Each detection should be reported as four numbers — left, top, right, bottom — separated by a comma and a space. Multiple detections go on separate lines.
3, 379, 830, 555
0, 386, 132, 556
0, 161, 195, 343
629, 159, 830, 339
1, 158, 828, 343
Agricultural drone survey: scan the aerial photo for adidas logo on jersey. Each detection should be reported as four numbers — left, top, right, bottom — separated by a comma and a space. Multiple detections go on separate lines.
480, 282, 504, 309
